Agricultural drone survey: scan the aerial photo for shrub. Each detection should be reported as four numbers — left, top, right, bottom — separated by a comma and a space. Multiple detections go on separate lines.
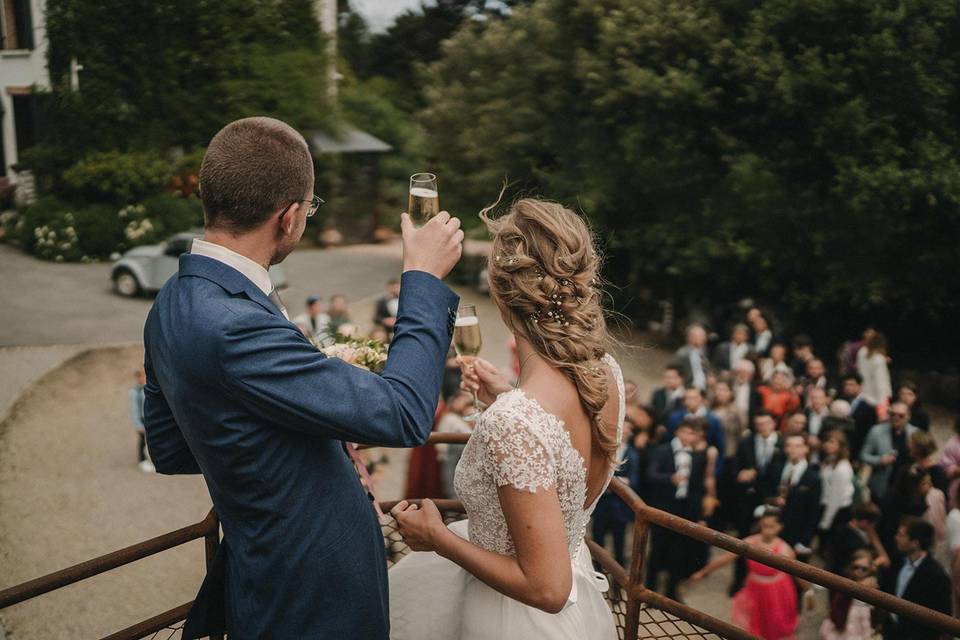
72, 203, 126, 258
140, 192, 204, 237
62, 151, 172, 205
18, 197, 85, 261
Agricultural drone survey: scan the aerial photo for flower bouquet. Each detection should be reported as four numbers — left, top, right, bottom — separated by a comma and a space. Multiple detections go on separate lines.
311, 332, 388, 374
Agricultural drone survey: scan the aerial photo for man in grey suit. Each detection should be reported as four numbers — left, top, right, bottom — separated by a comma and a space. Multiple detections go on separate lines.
712, 323, 752, 373
672, 323, 711, 391
860, 401, 917, 502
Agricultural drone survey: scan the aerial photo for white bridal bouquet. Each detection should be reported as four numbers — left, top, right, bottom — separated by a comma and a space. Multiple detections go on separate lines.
312, 333, 388, 374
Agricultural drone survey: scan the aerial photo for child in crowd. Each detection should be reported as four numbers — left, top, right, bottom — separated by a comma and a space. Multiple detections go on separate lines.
691, 508, 809, 640
128, 366, 154, 473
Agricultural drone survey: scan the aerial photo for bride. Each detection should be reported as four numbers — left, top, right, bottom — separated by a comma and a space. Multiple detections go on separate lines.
388, 198, 623, 639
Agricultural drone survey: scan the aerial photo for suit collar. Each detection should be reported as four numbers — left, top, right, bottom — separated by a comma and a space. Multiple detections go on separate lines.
178, 254, 284, 319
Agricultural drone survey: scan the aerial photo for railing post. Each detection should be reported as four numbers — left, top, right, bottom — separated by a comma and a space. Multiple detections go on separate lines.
203, 508, 224, 640
624, 513, 649, 640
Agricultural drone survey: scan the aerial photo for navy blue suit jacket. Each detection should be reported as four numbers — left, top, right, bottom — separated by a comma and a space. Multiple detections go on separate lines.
143, 254, 458, 640
665, 409, 726, 475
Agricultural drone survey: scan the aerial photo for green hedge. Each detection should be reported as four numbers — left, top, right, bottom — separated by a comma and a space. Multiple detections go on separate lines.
16, 193, 202, 261
62, 151, 173, 205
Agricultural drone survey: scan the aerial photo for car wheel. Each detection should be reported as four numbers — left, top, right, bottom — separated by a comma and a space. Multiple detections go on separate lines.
113, 270, 141, 297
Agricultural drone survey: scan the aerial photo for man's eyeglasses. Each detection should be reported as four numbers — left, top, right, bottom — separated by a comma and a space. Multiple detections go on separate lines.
297, 195, 325, 217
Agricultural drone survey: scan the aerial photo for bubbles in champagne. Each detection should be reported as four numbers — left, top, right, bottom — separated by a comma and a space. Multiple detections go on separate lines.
454, 316, 482, 358
408, 187, 440, 226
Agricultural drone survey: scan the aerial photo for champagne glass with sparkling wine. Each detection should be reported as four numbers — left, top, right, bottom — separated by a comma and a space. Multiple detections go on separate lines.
454, 304, 483, 421
408, 172, 439, 227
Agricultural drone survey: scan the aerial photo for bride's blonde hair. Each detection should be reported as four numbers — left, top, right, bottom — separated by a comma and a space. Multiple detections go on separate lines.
481, 198, 617, 463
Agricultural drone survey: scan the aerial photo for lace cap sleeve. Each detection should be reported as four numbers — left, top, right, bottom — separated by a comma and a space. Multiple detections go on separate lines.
479, 394, 556, 493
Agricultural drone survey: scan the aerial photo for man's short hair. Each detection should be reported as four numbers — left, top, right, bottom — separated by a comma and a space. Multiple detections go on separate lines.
200, 117, 313, 233
665, 364, 682, 374
753, 410, 774, 422
842, 373, 863, 385
901, 516, 935, 551
678, 416, 706, 434
793, 334, 813, 349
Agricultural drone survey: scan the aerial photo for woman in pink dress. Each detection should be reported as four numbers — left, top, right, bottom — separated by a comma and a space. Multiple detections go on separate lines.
690, 509, 805, 640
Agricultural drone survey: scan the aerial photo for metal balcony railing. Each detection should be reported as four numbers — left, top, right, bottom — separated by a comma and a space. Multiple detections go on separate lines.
3, 432, 960, 639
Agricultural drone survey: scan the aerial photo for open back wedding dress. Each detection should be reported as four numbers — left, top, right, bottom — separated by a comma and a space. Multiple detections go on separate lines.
389, 354, 624, 640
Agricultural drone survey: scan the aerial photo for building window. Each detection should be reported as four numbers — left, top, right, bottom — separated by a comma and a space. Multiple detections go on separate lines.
1, 0, 33, 50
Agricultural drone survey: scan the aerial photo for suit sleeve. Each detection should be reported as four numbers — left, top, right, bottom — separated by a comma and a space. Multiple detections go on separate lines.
860, 429, 882, 465
144, 349, 202, 474
647, 448, 674, 486
798, 476, 822, 546
219, 270, 459, 447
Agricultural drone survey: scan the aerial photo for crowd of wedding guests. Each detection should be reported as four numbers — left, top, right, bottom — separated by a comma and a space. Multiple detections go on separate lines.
592, 308, 958, 640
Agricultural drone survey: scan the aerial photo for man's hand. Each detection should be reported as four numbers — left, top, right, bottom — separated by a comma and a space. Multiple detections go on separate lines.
401, 211, 464, 279
737, 468, 758, 483
460, 357, 511, 406
879, 453, 896, 466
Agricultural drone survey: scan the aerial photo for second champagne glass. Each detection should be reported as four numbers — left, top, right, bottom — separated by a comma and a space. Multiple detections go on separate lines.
453, 304, 483, 421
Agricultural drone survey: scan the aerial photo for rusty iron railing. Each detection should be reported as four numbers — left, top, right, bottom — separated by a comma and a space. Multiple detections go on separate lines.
4, 432, 960, 640
0, 508, 223, 640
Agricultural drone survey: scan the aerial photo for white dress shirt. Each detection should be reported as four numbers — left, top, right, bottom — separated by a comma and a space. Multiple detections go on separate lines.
689, 349, 707, 391
730, 342, 749, 370
808, 408, 829, 437
780, 459, 808, 488
191, 238, 288, 319
754, 432, 778, 472
671, 437, 693, 499
755, 330, 772, 355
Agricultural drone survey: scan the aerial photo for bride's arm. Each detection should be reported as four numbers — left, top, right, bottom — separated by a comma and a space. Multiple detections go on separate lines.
392, 489, 573, 613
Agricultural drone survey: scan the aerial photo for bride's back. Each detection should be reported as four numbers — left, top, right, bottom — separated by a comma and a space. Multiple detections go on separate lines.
520, 358, 622, 510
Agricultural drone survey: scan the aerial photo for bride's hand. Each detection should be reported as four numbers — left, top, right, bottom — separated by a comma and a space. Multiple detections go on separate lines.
390, 499, 448, 552
460, 357, 511, 406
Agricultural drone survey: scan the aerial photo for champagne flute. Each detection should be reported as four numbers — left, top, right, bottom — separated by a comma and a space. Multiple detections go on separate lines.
454, 304, 483, 421
408, 173, 439, 227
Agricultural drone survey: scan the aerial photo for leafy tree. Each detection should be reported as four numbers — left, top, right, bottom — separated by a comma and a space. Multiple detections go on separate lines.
42, 0, 330, 153
421, 0, 960, 364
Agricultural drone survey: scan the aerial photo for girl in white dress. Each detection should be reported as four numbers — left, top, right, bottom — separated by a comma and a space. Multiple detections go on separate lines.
388, 198, 622, 640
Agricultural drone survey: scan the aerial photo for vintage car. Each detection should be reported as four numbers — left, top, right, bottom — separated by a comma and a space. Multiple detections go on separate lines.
110, 230, 287, 296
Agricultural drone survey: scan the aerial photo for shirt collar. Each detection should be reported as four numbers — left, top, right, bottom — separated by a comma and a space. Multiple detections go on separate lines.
671, 437, 691, 454
908, 553, 927, 569
191, 238, 273, 297
757, 432, 778, 446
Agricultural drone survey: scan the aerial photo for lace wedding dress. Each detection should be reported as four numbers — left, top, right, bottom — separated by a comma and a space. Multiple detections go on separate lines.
389, 354, 624, 640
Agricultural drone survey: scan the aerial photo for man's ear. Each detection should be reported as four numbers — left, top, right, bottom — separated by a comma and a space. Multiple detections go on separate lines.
280, 204, 298, 235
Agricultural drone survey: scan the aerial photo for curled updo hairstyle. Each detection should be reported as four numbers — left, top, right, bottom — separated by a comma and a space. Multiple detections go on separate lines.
481, 198, 617, 463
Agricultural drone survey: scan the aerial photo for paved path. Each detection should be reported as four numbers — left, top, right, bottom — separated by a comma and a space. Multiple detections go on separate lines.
0, 242, 406, 347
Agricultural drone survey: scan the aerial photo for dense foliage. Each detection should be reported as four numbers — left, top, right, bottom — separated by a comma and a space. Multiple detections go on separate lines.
419, 0, 960, 365
43, 0, 329, 152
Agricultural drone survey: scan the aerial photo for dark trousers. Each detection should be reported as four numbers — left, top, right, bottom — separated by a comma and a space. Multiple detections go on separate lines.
592, 516, 627, 566
137, 432, 147, 462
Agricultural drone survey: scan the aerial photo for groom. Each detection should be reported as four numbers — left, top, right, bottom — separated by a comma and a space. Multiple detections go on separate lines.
143, 117, 463, 639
